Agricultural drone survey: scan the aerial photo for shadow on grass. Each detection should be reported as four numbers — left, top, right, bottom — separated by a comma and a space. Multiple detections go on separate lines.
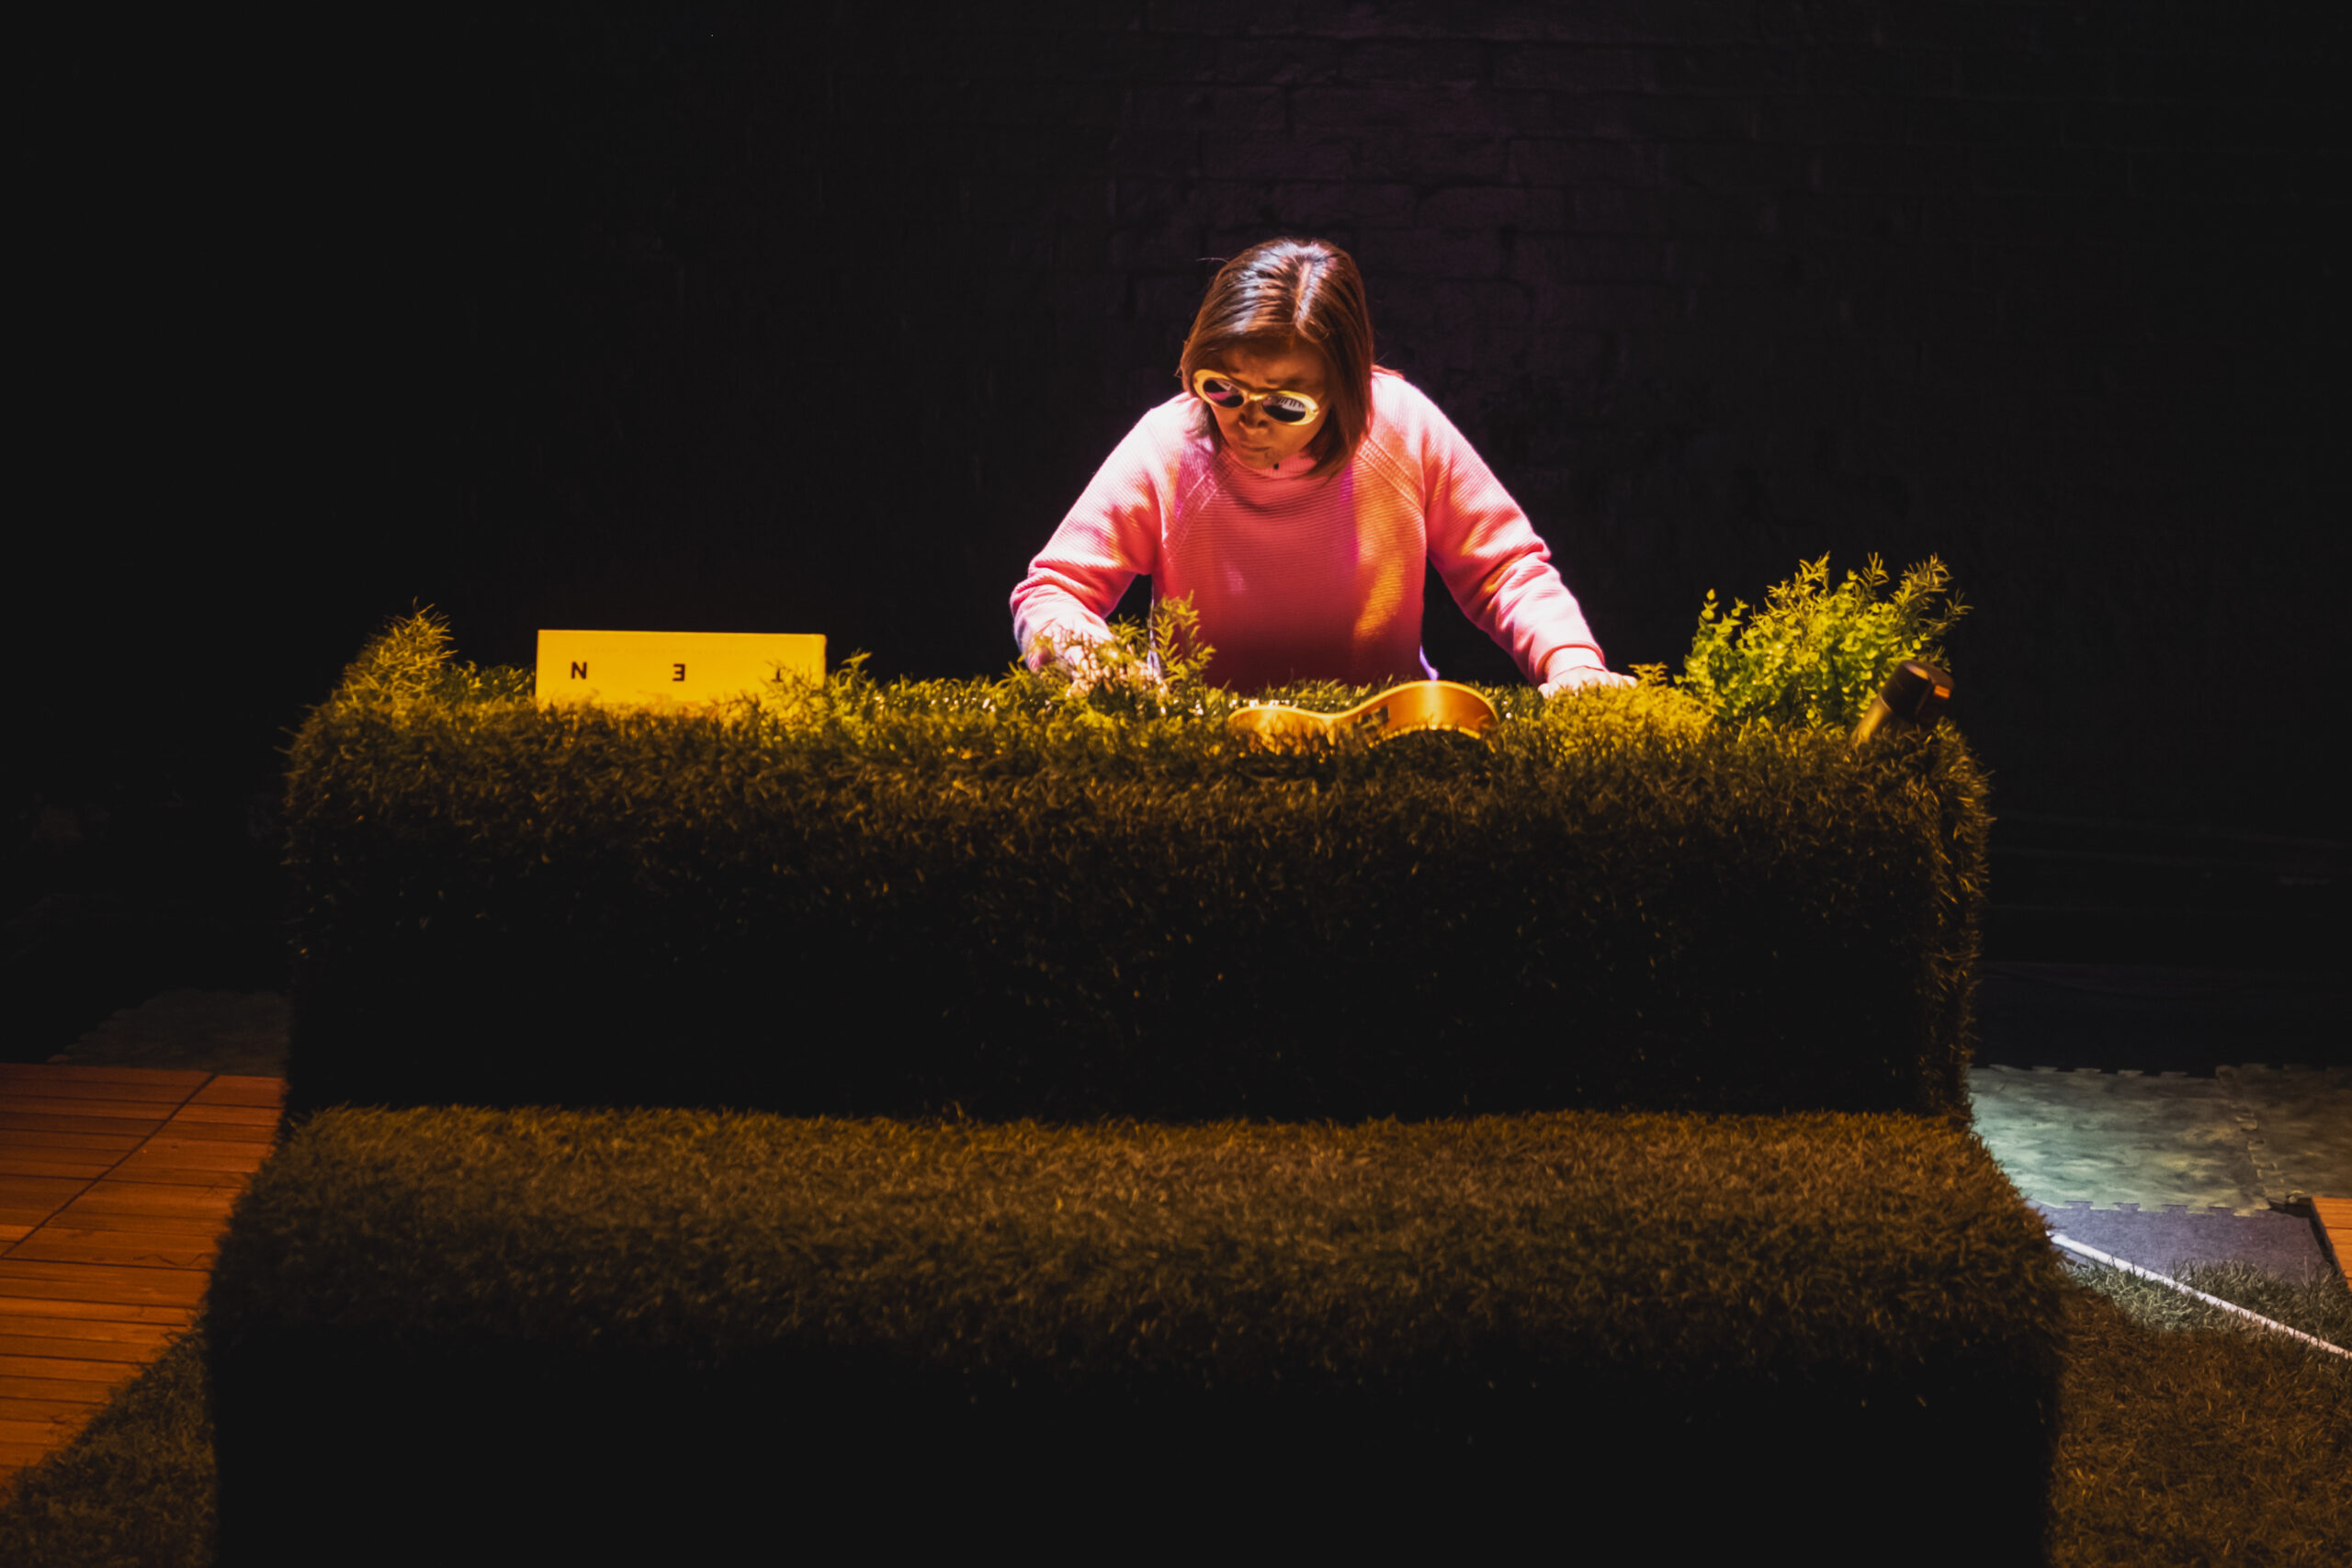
0, 1331, 212, 1568
2053, 1262, 2352, 1567
3, 1268, 2346, 1567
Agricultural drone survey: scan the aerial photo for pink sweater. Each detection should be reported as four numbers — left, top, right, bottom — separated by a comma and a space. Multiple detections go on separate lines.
1010, 368, 1607, 692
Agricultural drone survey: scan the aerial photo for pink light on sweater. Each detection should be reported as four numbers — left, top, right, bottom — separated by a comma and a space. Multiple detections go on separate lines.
1010, 369, 1607, 693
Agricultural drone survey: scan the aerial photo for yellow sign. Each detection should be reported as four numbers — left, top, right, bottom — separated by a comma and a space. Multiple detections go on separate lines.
535, 630, 825, 707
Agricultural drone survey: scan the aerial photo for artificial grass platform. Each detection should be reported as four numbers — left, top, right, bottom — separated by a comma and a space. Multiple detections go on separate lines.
16, 1273, 2345, 1567
209, 1103, 2058, 1559
232, 576, 2002, 1556
283, 648, 1989, 1121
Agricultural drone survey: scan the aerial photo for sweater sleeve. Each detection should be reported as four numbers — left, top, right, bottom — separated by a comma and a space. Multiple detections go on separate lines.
1402, 383, 1606, 683
1008, 409, 1171, 670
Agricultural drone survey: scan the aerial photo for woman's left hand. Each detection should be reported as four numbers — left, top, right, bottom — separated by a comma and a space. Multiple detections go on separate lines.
1539, 659, 1635, 698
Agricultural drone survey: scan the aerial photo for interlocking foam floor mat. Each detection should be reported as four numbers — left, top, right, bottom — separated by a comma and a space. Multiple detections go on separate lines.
1972, 1064, 2352, 1280
1969, 1066, 2268, 1213
1969, 1066, 2352, 1214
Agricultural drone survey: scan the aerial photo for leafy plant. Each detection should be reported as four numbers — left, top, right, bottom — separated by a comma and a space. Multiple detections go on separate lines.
1024, 592, 1216, 717
331, 604, 532, 709
1679, 555, 1967, 730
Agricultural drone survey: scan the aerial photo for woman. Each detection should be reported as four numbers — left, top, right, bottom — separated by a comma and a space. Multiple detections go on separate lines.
1010, 237, 1627, 696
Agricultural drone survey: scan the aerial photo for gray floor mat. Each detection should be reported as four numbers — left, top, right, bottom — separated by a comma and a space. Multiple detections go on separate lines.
2033, 1201, 2334, 1281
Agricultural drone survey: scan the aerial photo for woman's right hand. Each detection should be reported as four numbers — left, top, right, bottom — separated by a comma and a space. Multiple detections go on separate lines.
1028, 631, 1165, 699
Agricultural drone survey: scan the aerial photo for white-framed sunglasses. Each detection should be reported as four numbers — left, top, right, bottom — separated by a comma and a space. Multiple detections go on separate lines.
1191, 368, 1323, 425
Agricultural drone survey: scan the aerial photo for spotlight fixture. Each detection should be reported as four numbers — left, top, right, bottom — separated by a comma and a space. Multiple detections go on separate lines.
1851, 660, 1951, 743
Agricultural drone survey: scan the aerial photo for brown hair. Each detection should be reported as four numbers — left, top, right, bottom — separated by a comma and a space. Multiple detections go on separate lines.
1177, 238, 1374, 478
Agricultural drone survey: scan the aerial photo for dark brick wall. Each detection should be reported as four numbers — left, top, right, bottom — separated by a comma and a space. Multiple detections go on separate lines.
21, 4, 2350, 842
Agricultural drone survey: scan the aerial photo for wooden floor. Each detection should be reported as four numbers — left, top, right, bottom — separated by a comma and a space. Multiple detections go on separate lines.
2317, 1195, 2352, 1293
0, 1062, 284, 1483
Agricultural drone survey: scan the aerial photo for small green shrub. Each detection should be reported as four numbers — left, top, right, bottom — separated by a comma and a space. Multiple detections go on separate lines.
1025, 591, 1216, 709
1677, 554, 1968, 730
330, 603, 532, 709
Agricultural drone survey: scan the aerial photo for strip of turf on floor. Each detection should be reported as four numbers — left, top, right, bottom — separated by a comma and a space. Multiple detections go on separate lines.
0, 1331, 213, 1568
8, 1258, 2343, 1564
2052, 1265, 2352, 1566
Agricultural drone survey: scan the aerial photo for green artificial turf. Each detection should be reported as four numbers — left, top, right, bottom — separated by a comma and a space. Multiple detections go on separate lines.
209, 1104, 2056, 1388
2052, 1262, 2352, 1566
284, 612, 1989, 1121
8, 1244, 2343, 1564
201, 1104, 2058, 1558
0, 1330, 213, 1568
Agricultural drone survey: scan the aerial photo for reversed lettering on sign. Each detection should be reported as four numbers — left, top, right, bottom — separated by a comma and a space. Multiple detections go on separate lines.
537, 630, 822, 707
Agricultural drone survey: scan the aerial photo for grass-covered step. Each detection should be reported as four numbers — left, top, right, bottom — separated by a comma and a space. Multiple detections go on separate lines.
282, 603, 1988, 1121
207, 1104, 2061, 1560
18, 1269, 2346, 1564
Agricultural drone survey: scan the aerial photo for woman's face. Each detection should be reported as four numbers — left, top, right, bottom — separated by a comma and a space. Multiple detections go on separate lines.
1200, 342, 1330, 469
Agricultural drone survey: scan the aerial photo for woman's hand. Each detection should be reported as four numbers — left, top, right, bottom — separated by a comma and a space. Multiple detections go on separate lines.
1030, 631, 1167, 700
1539, 651, 1635, 699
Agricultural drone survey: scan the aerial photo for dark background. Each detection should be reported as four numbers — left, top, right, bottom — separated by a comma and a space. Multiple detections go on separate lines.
10, 4, 2345, 1056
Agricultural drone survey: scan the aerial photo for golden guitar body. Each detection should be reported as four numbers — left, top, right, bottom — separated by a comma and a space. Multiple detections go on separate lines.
1225, 681, 1500, 750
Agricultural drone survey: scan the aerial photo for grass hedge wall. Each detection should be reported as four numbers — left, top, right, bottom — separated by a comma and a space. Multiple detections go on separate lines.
208, 1104, 2060, 1560
282, 647, 1989, 1121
